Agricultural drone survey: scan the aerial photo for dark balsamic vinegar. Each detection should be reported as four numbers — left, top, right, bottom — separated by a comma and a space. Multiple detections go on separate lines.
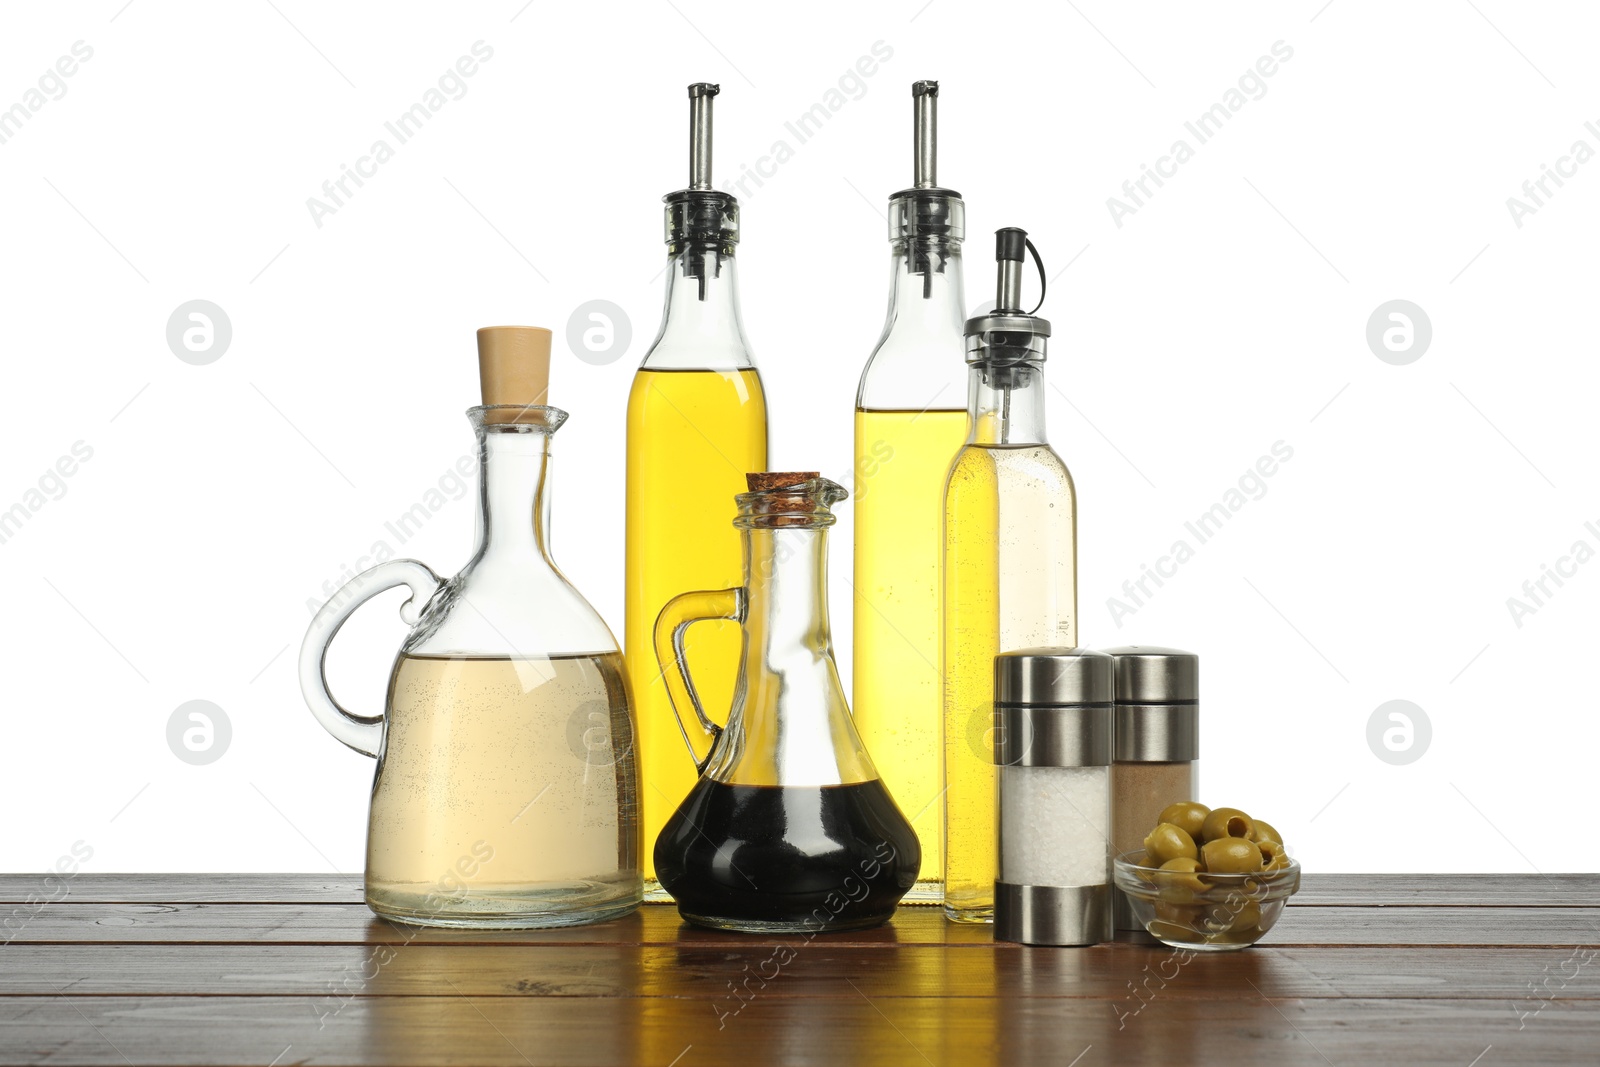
654, 779, 922, 932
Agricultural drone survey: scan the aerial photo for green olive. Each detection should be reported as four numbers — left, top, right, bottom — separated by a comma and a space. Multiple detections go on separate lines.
1204, 900, 1261, 934
1258, 841, 1289, 871
1158, 801, 1210, 840
1202, 836, 1265, 874
1156, 857, 1206, 901
1153, 901, 1204, 930
1210, 923, 1262, 945
1250, 819, 1283, 847
1143, 822, 1199, 865
1200, 807, 1255, 843
1155, 856, 1207, 894
1147, 919, 1201, 944
1159, 884, 1196, 905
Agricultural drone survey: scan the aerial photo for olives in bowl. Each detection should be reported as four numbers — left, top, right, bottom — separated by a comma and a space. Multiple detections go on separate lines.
1114, 803, 1301, 951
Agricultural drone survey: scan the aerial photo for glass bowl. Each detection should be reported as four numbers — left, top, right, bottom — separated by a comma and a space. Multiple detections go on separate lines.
1113, 849, 1301, 951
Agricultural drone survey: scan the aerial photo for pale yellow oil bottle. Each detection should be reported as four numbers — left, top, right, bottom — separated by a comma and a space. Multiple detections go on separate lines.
852, 407, 967, 902
942, 441, 1077, 921
626, 368, 767, 894
939, 226, 1075, 924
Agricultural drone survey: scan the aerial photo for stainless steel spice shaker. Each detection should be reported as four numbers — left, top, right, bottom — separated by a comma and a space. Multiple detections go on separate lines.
993, 648, 1114, 947
1103, 645, 1200, 933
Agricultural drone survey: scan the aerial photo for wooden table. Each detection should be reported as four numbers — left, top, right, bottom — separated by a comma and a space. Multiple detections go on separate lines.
1, 874, 1595, 1065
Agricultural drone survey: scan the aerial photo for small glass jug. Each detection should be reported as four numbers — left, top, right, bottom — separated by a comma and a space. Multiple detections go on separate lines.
299, 327, 640, 929
652, 472, 920, 933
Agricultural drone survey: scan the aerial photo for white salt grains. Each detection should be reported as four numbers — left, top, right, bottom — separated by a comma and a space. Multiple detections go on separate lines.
999, 765, 1111, 888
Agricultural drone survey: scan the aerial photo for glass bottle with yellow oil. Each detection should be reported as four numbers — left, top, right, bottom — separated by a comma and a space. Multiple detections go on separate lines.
852, 82, 968, 905
943, 228, 1076, 923
627, 83, 768, 898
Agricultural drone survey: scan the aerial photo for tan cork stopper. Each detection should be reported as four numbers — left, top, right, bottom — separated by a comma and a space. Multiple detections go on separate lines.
477, 326, 551, 419
746, 471, 819, 492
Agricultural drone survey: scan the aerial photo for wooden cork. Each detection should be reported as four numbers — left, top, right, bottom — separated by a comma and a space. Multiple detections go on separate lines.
746, 471, 819, 492
477, 326, 551, 420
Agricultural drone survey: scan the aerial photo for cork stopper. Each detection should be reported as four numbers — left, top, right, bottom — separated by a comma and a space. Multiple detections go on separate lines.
477, 326, 551, 422
746, 471, 819, 492
734, 473, 845, 529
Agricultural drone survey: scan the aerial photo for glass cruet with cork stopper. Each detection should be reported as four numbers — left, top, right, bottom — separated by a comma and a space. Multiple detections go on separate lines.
626, 82, 769, 899
298, 326, 641, 929
852, 81, 969, 905
943, 229, 1078, 923
651, 473, 921, 933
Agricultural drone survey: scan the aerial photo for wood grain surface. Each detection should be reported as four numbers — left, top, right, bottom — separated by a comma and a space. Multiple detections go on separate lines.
0, 874, 1594, 1065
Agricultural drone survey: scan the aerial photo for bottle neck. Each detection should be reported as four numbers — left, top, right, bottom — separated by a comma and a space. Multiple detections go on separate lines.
743, 525, 832, 661
471, 428, 554, 566
966, 360, 1049, 446
644, 245, 754, 369
705, 519, 877, 787
883, 238, 966, 334
856, 237, 967, 411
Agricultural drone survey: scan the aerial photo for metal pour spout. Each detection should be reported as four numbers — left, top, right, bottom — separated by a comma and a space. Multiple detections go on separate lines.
913, 80, 937, 189
667, 82, 738, 301
895, 80, 963, 298
688, 82, 718, 191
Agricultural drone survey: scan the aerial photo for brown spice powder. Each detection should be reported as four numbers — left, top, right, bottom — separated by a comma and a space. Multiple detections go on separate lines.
1112, 761, 1193, 858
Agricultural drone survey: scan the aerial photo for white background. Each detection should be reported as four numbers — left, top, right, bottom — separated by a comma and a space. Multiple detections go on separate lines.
1, 0, 1594, 875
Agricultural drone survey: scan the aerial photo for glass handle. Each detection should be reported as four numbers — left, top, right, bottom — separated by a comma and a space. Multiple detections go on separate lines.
652, 587, 745, 774
298, 559, 443, 758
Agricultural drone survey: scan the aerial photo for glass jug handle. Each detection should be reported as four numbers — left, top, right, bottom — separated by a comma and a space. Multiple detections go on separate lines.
652, 588, 746, 773
298, 559, 443, 758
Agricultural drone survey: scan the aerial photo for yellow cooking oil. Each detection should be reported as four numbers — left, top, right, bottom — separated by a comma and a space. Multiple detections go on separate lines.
625, 367, 767, 894
942, 441, 1078, 922
942, 443, 1001, 922
852, 407, 967, 902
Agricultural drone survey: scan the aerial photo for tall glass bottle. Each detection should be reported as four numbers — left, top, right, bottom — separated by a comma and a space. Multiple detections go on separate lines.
853, 82, 967, 904
943, 229, 1077, 923
626, 83, 769, 897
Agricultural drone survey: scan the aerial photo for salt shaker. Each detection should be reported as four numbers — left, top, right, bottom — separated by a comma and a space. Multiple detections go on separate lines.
993, 648, 1113, 946
1104, 645, 1200, 934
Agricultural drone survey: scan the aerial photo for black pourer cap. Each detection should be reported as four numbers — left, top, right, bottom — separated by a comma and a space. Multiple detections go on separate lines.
996, 227, 1028, 264
993, 227, 1034, 314
965, 226, 1050, 367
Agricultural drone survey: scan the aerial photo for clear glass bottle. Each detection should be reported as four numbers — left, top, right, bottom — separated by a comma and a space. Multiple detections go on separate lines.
853, 81, 967, 904
626, 83, 769, 897
652, 474, 921, 933
943, 230, 1077, 923
300, 327, 641, 928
